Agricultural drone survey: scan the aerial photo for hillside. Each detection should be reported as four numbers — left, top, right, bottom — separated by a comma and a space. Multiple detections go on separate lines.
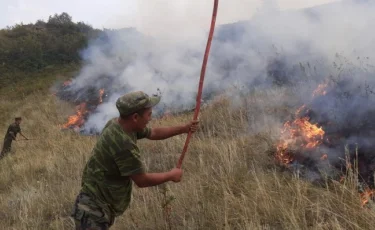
2, 80, 375, 229
0, 12, 101, 87
2, 5, 375, 230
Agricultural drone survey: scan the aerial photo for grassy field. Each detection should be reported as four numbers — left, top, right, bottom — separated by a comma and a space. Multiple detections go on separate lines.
1, 71, 375, 230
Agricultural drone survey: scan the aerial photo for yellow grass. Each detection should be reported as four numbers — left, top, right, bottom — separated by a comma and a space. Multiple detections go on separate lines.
1, 82, 375, 230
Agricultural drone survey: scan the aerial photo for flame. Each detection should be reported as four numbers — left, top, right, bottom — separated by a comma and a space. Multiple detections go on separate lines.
275, 82, 375, 209
295, 104, 306, 116
60, 87, 106, 130
275, 140, 294, 165
291, 117, 325, 148
312, 83, 328, 97
61, 102, 88, 129
99, 89, 104, 103
276, 105, 325, 165
360, 188, 375, 207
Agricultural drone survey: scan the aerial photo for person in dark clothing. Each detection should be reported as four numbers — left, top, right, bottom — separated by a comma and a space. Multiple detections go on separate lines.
1, 117, 28, 156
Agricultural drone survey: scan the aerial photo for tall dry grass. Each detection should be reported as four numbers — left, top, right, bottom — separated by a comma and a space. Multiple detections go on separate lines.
0, 85, 375, 230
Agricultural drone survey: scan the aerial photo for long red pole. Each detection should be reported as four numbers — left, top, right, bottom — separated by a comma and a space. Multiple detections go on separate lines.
176, 0, 219, 169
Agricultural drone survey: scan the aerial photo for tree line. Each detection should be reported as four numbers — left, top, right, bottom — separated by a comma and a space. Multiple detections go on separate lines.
0, 13, 102, 83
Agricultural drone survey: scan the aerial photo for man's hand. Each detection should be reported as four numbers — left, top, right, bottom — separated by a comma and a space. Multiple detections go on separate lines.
169, 168, 183, 182
184, 120, 200, 134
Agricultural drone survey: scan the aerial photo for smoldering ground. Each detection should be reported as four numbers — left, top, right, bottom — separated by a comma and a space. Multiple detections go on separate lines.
57, 0, 375, 153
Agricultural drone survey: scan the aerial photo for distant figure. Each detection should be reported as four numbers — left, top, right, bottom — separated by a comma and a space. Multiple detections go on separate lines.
71, 91, 199, 230
1, 117, 28, 156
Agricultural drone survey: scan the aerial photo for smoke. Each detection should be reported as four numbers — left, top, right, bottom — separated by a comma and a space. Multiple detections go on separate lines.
60, 0, 375, 136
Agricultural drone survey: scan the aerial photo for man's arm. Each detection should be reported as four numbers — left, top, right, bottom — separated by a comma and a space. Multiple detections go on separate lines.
130, 168, 182, 188
147, 120, 199, 140
113, 143, 183, 187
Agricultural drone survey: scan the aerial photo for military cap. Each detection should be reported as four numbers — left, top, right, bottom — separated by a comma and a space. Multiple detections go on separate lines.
116, 91, 161, 116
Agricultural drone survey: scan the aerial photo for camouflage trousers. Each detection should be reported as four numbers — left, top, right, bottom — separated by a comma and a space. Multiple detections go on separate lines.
71, 192, 115, 230
1, 138, 12, 157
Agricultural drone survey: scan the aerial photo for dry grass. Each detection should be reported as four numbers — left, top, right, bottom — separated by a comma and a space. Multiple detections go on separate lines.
1, 84, 375, 230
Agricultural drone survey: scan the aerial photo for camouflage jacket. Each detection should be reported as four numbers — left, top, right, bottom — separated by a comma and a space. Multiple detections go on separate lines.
80, 118, 151, 216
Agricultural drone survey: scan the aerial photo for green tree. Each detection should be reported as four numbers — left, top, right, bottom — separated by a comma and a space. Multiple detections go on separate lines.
0, 12, 102, 82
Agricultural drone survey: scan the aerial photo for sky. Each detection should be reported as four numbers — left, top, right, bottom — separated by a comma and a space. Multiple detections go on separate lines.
2, 0, 339, 35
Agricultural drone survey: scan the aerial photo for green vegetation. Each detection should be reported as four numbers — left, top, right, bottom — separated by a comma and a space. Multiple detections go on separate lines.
0, 12, 101, 87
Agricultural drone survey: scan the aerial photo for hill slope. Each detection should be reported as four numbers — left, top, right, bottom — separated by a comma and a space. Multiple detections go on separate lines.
1, 4, 375, 229
1, 83, 375, 229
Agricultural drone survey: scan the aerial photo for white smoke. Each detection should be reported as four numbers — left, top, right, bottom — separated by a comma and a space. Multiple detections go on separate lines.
63, 0, 375, 133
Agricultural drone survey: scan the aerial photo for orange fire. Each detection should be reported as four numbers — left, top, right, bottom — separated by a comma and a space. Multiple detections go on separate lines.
292, 117, 325, 148
312, 83, 328, 97
61, 102, 88, 129
99, 89, 104, 103
275, 81, 330, 166
61, 88, 106, 130
360, 188, 375, 207
275, 111, 325, 165
275, 140, 294, 165
276, 81, 375, 208
295, 104, 306, 116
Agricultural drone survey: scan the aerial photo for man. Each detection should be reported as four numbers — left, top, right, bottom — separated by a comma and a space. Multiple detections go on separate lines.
1, 117, 28, 156
71, 91, 199, 229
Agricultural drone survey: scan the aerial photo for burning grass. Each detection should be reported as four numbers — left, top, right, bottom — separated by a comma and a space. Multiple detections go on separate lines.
273, 81, 375, 208
1, 84, 375, 229
55, 79, 107, 132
